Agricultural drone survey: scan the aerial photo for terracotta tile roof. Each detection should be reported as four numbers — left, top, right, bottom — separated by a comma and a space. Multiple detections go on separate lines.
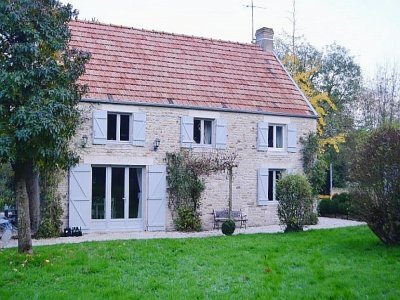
69, 20, 316, 117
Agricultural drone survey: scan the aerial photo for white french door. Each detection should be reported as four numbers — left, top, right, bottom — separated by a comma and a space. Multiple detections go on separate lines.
91, 166, 144, 231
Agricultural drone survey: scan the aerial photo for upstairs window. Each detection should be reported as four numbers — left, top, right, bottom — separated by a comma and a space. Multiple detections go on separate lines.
193, 118, 213, 145
181, 116, 226, 149
268, 125, 284, 149
107, 113, 130, 141
93, 110, 146, 146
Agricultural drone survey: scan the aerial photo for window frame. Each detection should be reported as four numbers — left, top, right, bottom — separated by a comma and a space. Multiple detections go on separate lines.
106, 112, 132, 143
193, 118, 214, 147
267, 169, 284, 202
268, 124, 285, 150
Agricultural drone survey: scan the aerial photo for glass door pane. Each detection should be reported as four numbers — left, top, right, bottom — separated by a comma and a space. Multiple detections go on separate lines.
111, 167, 125, 219
129, 168, 142, 218
92, 167, 106, 219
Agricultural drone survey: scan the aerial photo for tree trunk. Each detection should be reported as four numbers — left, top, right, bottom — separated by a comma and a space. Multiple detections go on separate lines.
228, 168, 233, 220
26, 161, 40, 235
14, 163, 32, 254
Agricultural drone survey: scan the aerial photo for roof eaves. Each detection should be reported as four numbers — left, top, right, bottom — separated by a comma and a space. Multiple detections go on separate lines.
81, 98, 318, 120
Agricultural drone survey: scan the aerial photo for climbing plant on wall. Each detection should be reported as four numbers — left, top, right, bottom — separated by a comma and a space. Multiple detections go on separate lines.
165, 150, 238, 232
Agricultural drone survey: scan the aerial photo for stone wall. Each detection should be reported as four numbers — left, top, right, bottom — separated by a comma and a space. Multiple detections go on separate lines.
59, 102, 316, 231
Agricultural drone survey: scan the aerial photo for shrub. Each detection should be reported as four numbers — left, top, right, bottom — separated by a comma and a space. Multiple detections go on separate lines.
304, 211, 318, 225
0, 163, 15, 210
221, 219, 235, 236
277, 174, 313, 232
174, 206, 202, 232
36, 194, 63, 239
350, 125, 400, 245
36, 169, 63, 239
332, 193, 351, 215
318, 193, 353, 217
310, 159, 328, 195
318, 199, 332, 215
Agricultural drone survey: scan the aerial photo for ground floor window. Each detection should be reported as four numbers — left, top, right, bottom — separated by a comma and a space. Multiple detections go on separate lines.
268, 170, 283, 201
91, 166, 143, 220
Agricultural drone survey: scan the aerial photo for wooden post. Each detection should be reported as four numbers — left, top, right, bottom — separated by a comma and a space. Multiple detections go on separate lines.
228, 167, 233, 220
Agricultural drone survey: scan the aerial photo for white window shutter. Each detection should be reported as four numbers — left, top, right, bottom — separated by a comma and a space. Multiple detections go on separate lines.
181, 116, 194, 148
132, 112, 146, 147
69, 164, 91, 230
257, 122, 268, 151
257, 168, 269, 205
147, 165, 167, 231
93, 110, 107, 145
215, 118, 227, 149
287, 124, 297, 153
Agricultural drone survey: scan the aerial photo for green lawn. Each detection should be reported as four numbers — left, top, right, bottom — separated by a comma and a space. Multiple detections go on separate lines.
1, 226, 399, 299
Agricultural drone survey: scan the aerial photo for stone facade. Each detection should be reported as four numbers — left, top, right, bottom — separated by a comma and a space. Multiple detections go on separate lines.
60, 101, 316, 231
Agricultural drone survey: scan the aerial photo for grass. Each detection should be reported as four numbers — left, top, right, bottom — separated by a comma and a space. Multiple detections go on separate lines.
1, 226, 399, 299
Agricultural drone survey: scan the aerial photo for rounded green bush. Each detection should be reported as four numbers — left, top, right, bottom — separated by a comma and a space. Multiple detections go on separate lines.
318, 193, 353, 217
332, 193, 351, 215
276, 174, 313, 232
174, 206, 202, 232
318, 199, 332, 216
221, 219, 236, 235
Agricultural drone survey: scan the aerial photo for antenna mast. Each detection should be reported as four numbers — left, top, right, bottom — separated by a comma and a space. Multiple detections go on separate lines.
243, 0, 266, 43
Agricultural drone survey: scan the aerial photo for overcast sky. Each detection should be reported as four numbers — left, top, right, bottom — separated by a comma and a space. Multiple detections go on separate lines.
64, 0, 399, 77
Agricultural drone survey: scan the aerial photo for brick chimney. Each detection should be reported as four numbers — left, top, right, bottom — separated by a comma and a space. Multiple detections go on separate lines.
255, 27, 274, 52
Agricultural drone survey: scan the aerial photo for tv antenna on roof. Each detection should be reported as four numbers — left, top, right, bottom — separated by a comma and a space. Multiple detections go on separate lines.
243, 0, 267, 43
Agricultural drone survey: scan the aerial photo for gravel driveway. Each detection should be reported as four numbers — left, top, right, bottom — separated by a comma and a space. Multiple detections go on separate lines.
1, 217, 365, 249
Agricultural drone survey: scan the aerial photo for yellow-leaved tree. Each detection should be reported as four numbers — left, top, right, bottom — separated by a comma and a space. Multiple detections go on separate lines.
283, 54, 345, 152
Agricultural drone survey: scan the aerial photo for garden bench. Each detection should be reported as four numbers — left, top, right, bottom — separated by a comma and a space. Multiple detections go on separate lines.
213, 209, 247, 229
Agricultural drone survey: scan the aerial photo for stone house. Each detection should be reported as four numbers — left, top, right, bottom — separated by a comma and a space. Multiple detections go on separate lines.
62, 20, 317, 232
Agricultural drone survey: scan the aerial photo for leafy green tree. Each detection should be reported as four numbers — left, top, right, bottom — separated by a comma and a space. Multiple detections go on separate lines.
275, 35, 322, 76
316, 44, 362, 137
0, 0, 90, 253
277, 35, 362, 188
276, 37, 361, 139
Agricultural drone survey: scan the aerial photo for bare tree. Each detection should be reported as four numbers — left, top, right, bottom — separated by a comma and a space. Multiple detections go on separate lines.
356, 62, 400, 128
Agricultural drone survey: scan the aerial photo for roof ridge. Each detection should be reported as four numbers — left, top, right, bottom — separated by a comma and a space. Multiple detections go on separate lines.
71, 19, 258, 49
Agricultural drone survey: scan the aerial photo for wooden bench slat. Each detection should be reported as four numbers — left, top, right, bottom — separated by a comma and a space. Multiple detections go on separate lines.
213, 209, 247, 229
